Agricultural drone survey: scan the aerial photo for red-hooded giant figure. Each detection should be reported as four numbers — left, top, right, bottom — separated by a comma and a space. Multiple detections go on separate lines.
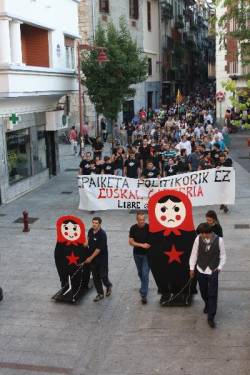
54, 215, 90, 302
147, 190, 196, 305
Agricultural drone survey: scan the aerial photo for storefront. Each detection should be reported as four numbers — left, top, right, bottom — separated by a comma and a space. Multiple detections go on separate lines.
0, 112, 58, 204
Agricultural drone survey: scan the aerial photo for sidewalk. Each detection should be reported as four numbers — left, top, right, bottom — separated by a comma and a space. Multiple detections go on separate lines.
0, 143, 249, 375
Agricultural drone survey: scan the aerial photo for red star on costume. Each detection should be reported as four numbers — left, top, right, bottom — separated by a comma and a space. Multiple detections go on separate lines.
66, 252, 80, 265
164, 245, 184, 264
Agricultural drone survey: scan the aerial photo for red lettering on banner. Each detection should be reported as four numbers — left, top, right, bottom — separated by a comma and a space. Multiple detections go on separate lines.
187, 186, 193, 198
98, 188, 106, 199
197, 186, 203, 196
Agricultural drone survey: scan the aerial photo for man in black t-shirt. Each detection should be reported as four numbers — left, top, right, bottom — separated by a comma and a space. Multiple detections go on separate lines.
79, 152, 92, 175
92, 137, 104, 160
129, 213, 151, 304
85, 217, 112, 302
102, 156, 115, 175
124, 152, 140, 178
142, 160, 160, 179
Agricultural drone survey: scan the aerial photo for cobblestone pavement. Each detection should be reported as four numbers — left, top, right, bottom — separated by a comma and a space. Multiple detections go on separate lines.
0, 142, 249, 375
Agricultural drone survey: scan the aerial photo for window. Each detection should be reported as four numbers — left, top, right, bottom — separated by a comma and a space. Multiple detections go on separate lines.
6, 129, 32, 185
99, 0, 109, 13
129, 0, 139, 20
65, 37, 75, 69
148, 58, 152, 76
21, 24, 49, 67
147, 1, 151, 31
33, 126, 47, 175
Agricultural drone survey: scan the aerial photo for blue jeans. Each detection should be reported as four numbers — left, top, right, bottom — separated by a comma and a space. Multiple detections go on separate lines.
133, 254, 150, 298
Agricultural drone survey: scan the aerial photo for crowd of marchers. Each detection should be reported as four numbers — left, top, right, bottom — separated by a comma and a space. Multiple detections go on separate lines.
76, 94, 233, 213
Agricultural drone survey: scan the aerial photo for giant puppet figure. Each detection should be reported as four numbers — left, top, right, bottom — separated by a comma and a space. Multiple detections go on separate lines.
147, 190, 196, 306
52, 215, 90, 303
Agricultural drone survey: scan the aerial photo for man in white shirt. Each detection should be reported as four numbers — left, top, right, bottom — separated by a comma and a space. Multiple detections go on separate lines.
176, 135, 192, 156
189, 223, 226, 328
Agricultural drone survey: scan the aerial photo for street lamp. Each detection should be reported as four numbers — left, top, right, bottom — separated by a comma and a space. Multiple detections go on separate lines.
77, 43, 109, 157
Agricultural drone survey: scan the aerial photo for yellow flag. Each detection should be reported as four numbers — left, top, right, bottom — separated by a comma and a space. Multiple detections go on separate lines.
176, 89, 183, 104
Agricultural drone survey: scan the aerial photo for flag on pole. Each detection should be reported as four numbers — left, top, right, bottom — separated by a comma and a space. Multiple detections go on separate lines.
176, 89, 184, 104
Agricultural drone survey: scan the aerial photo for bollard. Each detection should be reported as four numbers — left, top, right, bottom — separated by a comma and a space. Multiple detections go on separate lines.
23, 210, 30, 232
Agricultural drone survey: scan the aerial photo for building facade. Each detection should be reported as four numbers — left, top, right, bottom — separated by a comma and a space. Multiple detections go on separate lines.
216, 3, 250, 123
160, 0, 213, 104
0, 0, 79, 204
78, 0, 161, 125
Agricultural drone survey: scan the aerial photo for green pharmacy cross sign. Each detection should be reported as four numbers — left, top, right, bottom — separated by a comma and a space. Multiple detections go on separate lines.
9, 113, 20, 124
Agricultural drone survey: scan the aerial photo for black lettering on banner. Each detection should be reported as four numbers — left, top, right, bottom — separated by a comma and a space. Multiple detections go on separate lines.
89, 178, 97, 188
122, 178, 129, 188
190, 173, 198, 185
174, 176, 182, 187
182, 176, 190, 186
202, 171, 209, 183
117, 200, 141, 209
78, 176, 90, 188
215, 169, 231, 182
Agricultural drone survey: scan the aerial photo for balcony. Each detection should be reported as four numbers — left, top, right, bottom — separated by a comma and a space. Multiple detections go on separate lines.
0, 65, 77, 98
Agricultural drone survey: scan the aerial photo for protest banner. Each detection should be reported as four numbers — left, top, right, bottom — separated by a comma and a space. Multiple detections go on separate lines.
78, 167, 235, 211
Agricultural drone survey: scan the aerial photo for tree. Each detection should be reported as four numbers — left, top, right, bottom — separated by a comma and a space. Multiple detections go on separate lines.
216, 0, 250, 71
222, 79, 250, 128
81, 17, 148, 124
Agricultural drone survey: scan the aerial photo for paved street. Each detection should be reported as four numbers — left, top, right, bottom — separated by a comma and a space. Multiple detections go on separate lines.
0, 141, 250, 375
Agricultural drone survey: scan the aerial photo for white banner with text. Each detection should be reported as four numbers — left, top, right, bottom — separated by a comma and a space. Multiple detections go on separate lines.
78, 167, 235, 211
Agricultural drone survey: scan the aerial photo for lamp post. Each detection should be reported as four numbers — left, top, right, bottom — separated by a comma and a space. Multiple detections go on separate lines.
77, 43, 109, 157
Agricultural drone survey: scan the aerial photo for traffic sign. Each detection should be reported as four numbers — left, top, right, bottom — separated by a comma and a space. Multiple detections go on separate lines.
216, 91, 225, 102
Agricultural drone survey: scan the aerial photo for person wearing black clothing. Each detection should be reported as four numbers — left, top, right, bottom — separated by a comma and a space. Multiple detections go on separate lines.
92, 137, 104, 160
101, 118, 108, 142
190, 223, 226, 328
124, 152, 140, 178
206, 210, 223, 237
129, 213, 151, 304
113, 147, 124, 176
142, 160, 160, 179
126, 123, 135, 145
164, 158, 178, 177
152, 151, 162, 176
216, 152, 233, 213
79, 152, 92, 175
139, 139, 152, 170
85, 217, 112, 302
102, 156, 115, 175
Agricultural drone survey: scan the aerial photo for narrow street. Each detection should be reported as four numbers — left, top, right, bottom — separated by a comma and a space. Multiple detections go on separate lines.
0, 144, 249, 375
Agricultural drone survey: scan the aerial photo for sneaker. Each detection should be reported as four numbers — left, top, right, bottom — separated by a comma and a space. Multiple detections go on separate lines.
141, 296, 147, 305
207, 319, 216, 328
93, 294, 104, 302
106, 287, 112, 297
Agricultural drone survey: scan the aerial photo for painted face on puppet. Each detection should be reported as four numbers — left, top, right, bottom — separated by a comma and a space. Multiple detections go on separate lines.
61, 221, 81, 242
155, 197, 186, 228
148, 190, 195, 236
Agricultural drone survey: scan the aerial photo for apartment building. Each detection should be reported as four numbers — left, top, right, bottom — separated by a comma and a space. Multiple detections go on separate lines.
0, 0, 79, 204
216, 3, 250, 123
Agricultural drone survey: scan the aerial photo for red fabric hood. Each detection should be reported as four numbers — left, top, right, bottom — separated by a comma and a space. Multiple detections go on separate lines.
56, 215, 86, 246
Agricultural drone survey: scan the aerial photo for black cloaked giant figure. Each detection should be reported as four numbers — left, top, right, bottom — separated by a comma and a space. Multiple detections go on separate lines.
53, 215, 90, 303
147, 190, 196, 306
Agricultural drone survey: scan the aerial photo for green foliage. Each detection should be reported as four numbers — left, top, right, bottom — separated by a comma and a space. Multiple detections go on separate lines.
222, 79, 250, 128
216, 0, 250, 69
81, 17, 148, 121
